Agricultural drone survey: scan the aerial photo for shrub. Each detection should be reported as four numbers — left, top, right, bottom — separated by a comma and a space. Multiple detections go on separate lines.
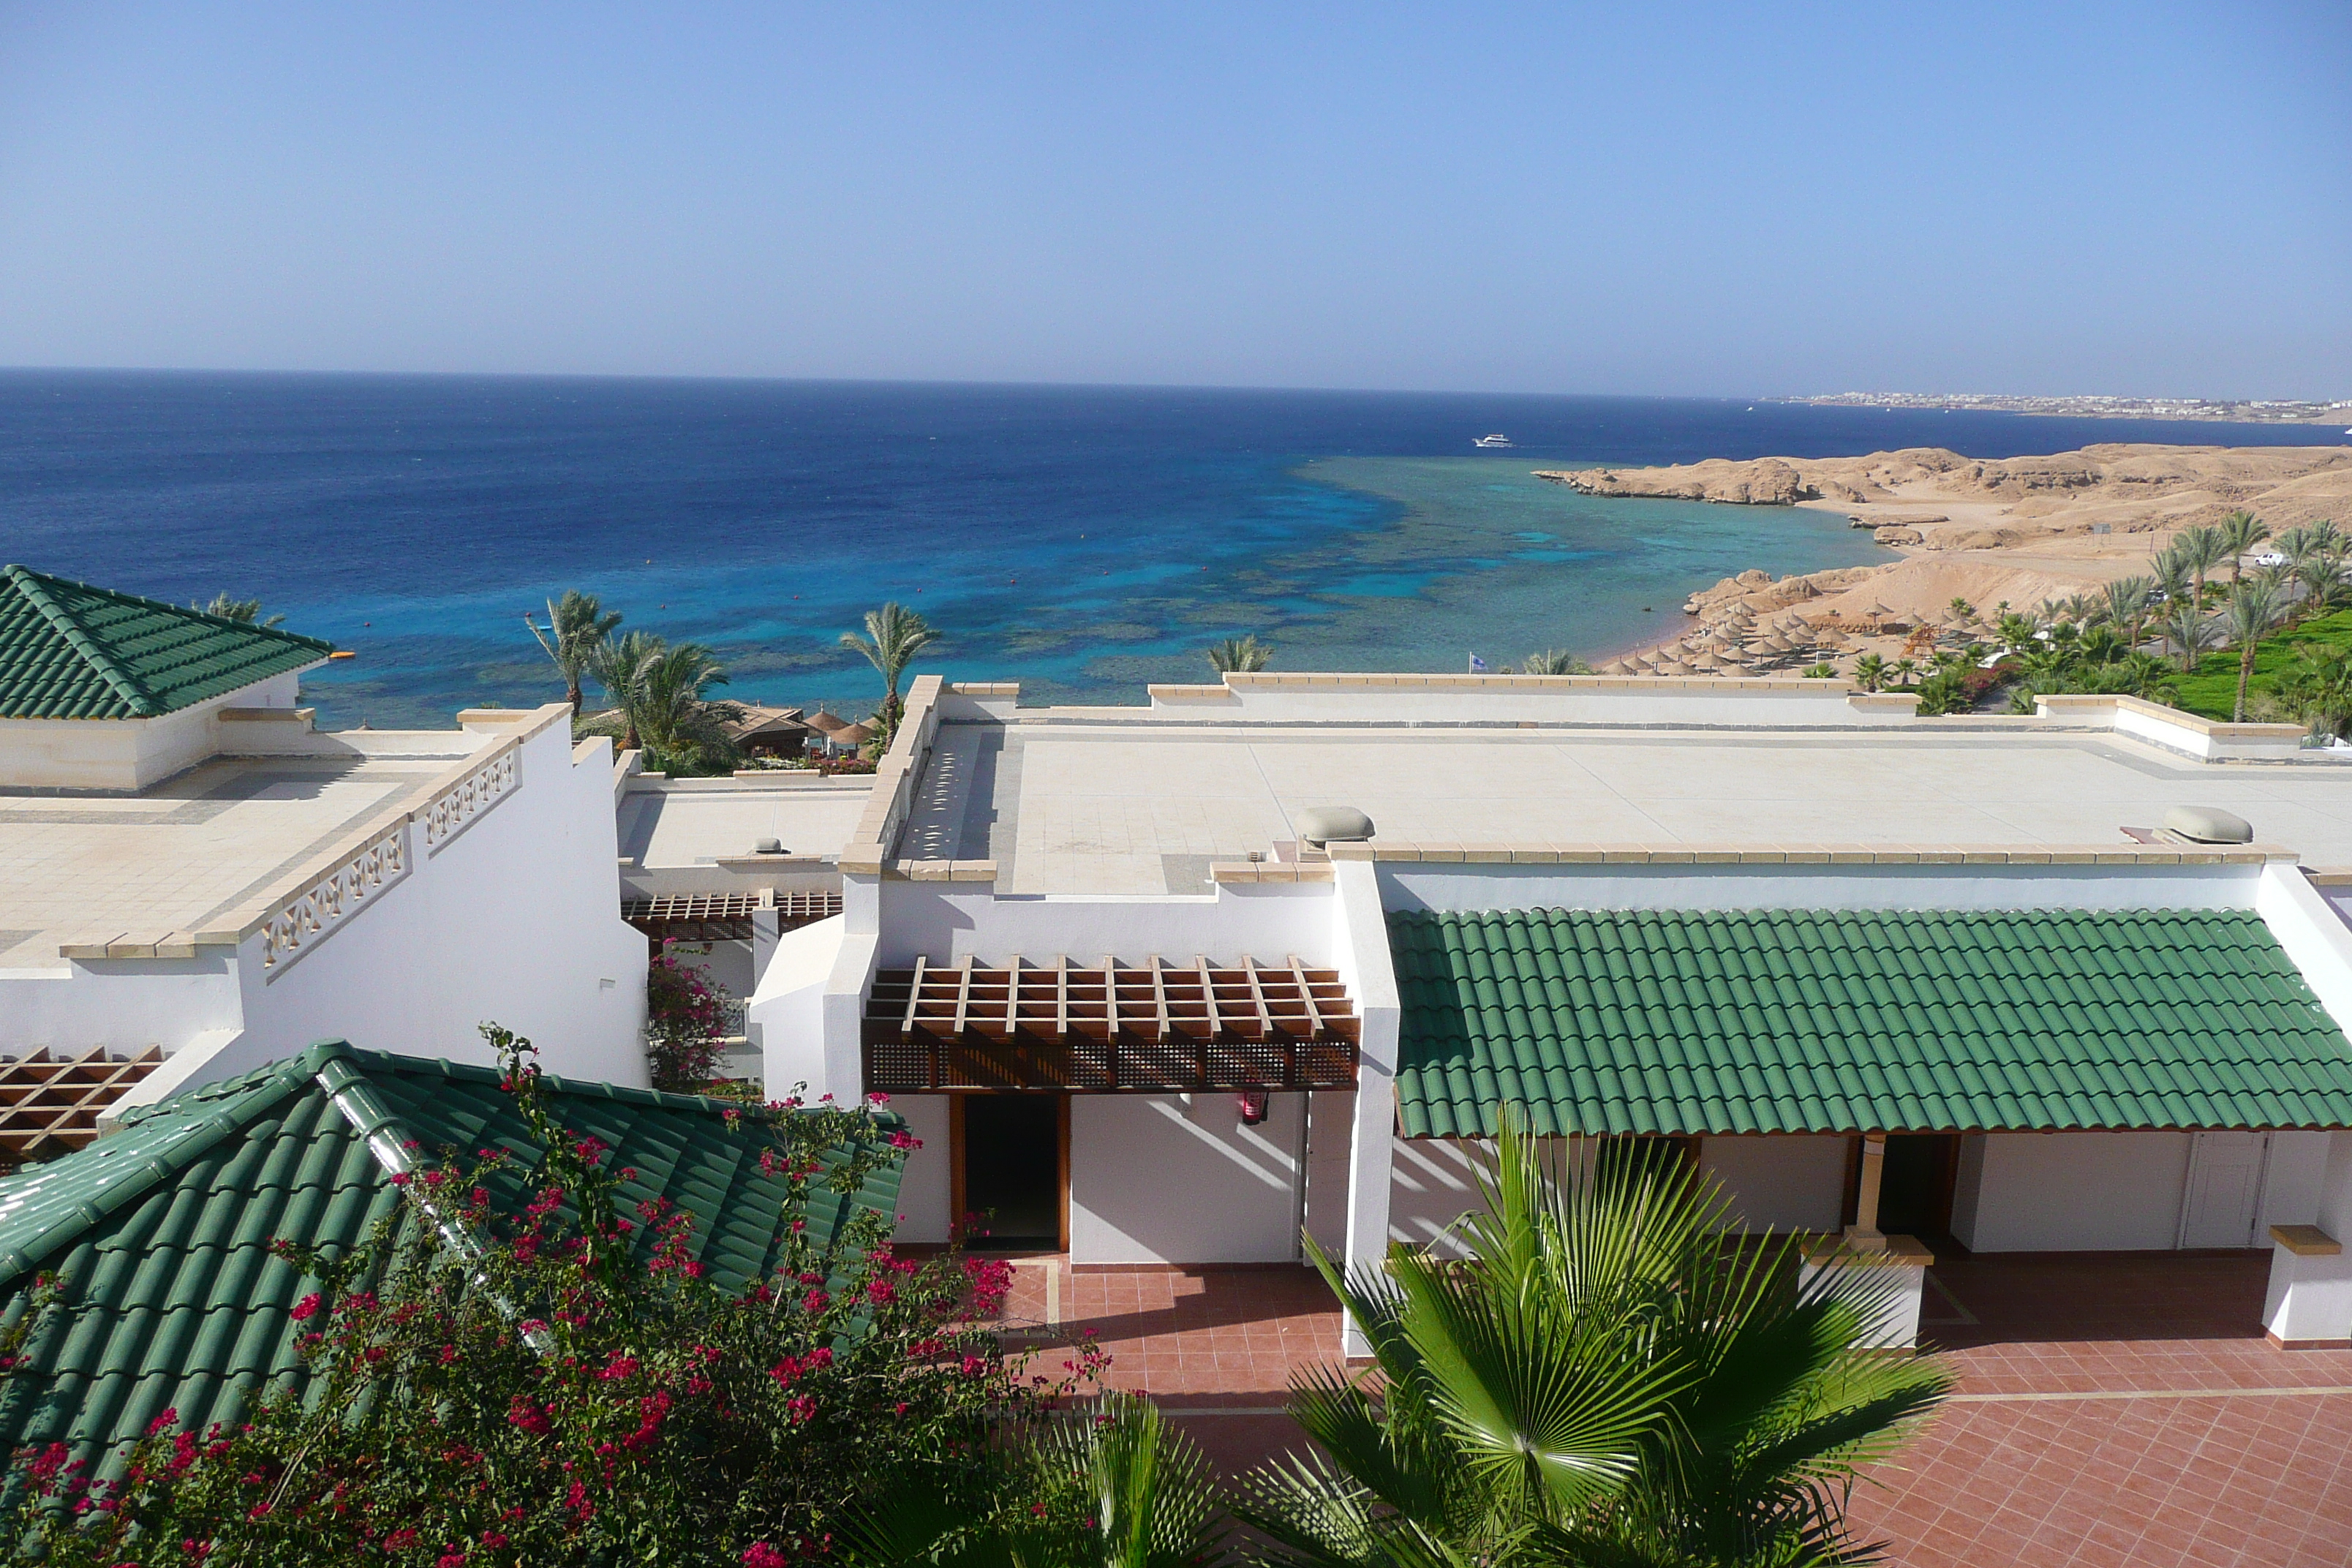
646, 949, 729, 1090
5, 1028, 1090, 1567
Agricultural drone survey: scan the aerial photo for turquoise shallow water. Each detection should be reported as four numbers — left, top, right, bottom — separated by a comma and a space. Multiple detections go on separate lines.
1272, 456, 1885, 671
6, 373, 2343, 725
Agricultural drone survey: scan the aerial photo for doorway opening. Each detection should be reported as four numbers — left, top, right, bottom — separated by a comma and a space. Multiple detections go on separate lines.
1844, 1134, 1959, 1247
953, 1096, 1068, 1251
1872, 1134, 1959, 1248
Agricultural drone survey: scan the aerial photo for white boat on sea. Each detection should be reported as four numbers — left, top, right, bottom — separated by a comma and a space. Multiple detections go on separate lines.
1472, 433, 1513, 448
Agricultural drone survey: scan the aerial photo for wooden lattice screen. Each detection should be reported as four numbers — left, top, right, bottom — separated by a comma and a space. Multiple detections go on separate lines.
863, 957, 1359, 1093
623, 890, 843, 943
0, 1047, 165, 1169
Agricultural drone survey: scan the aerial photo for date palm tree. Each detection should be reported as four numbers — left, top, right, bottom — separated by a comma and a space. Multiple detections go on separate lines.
1851, 652, 1888, 693
633, 641, 734, 753
840, 602, 941, 731
588, 630, 662, 753
526, 589, 623, 715
1207, 634, 1274, 674
2176, 524, 2230, 619
2163, 599, 2218, 674
2276, 644, 2352, 742
2102, 576, 2154, 652
1521, 649, 1592, 675
195, 592, 287, 628
2225, 577, 2285, 722
1235, 1121, 1947, 1568
2217, 509, 2270, 587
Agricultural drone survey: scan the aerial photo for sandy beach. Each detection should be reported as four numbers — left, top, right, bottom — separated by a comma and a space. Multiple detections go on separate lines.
1539, 442, 2352, 673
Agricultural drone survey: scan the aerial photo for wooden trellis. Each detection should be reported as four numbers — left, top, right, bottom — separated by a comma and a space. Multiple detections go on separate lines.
622, 890, 843, 943
0, 1047, 165, 1169
863, 956, 1360, 1093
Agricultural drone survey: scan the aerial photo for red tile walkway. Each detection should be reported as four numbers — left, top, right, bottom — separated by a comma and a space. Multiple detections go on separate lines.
990, 1251, 2352, 1566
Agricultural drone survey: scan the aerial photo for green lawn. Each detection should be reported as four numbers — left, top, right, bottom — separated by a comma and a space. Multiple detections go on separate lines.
2171, 606, 2352, 722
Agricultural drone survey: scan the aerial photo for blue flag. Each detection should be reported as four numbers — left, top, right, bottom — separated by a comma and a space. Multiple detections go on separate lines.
1468, 652, 1489, 673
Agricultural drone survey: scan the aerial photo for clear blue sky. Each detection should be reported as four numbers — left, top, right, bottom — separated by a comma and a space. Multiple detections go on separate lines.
1, 2, 2345, 397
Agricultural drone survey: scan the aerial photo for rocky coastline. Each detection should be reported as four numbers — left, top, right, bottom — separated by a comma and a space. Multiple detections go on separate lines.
1538, 443, 2352, 674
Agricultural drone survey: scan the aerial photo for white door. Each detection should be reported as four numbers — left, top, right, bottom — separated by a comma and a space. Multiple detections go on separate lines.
2179, 1131, 2270, 1248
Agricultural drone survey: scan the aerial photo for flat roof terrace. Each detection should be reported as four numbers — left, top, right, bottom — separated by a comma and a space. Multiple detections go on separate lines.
899, 708, 2352, 896
0, 734, 496, 970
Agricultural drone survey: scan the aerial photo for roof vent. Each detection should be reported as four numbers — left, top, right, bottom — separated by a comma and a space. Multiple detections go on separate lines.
753, 837, 785, 855
2162, 806, 2253, 845
1296, 805, 1375, 848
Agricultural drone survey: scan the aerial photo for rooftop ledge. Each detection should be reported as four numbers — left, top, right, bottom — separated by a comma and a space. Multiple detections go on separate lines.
53, 703, 573, 960
1324, 841, 2296, 866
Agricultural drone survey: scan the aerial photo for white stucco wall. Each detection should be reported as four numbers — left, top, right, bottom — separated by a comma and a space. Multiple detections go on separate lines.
1069, 1093, 1305, 1265
1388, 1137, 1489, 1256
2264, 1131, 2333, 1229
91, 718, 649, 1106
753, 915, 846, 1099
1700, 1136, 1849, 1233
873, 880, 1338, 969
890, 1094, 954, 1244
0, 670, 312, 791
1951, 1131, 2195, 1252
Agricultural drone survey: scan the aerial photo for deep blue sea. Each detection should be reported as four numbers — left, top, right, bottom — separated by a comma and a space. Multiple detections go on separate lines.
4, 371, 2347, 727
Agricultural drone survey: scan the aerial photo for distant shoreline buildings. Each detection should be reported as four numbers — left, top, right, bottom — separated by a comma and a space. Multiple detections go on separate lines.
1771, 391, 2352, 425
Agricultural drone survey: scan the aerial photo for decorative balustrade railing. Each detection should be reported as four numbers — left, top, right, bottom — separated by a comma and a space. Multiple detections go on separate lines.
423, 744, 520, 853
261, 822, 412, 976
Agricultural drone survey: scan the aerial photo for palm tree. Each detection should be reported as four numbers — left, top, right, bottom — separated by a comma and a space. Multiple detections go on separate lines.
194, 592, 286, 629
1852, 652, 1888, 693
2225, 578, 2284, 722
2176, 524, 2230, 619
2163, 599, 2218, 674
1891, 657, 1921, 688
589, 630, 663, 753
1207, 634, 1274, 674
1946, 596, 1976, 629
840, 603, 941, 731
2102, 576, 2154, 651
844, 1393, 1226, 1568
1235, 1122, 1947, 1568
525, 589, 623, 715
2151, 546, 2193, 627
2217, 509, 2270, 586
632, 641, 734, 752
1521, 649, 1592, 675
1992, 613, 2039, 660
2275, 644, 2352, 741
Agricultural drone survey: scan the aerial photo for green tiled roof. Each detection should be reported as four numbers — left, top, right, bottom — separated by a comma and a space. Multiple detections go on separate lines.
0, 1044, 903, 1476
1391, 908, 2352, 1139
0, 565, 333, 719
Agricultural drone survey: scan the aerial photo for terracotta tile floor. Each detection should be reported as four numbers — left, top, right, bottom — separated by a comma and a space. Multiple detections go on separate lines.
990, 1251, 2352, 1565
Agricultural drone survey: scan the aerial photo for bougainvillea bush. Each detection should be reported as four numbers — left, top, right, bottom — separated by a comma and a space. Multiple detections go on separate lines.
646, 946, 730, 1090
5, 1028, 1091, 1567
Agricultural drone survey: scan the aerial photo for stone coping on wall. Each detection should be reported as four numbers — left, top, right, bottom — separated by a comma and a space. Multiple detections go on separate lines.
56, 703, 573, 961
1208, 862, 1335, 884
1153, 672, 1862, 697
2270, 1224, 2342, 1257
885, 859, 999, 882
1323, 840, 2296, 866
2036, 692, 2309, 741
839, 676, 946, 876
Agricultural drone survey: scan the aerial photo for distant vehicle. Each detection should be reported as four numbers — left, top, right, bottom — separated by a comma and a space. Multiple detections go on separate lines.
1473, 434, 1513, 448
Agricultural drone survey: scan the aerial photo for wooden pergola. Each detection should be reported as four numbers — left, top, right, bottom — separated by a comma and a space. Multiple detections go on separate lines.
863, 956, 1360, 1093
622, 890, 843, 943
0, 1047, 163, 1170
